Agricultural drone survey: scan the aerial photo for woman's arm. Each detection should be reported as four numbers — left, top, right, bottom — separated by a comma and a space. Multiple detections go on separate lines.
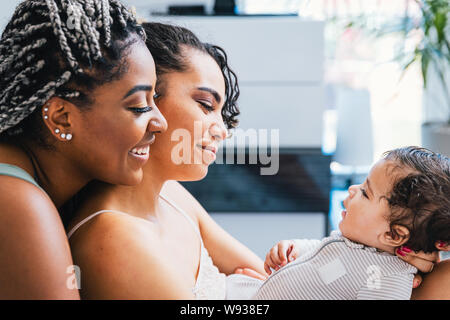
69, 212, 195, 299
411, 259, 450, 300
161, 181, 267, 277
0, 177, 80, 299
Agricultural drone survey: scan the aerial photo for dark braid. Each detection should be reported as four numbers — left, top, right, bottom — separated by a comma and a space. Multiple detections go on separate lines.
142, 22, 240, 129
0, 0, 145, 146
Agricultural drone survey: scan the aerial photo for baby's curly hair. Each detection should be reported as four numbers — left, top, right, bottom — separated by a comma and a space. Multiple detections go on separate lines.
383, 146, 450, 253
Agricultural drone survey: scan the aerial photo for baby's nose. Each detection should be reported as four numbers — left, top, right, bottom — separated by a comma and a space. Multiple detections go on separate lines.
348, 185, 357, 197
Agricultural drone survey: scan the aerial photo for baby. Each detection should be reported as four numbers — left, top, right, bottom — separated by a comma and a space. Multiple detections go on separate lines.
226, 146, 450, 300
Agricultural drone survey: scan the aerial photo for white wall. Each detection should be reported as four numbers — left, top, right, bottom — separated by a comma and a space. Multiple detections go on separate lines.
211, 213, 325, 259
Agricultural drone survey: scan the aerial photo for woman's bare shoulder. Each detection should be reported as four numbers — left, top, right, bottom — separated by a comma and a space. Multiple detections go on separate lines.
0, 142, 54, 218
161, 180, 205, 221
69, 210, 160, 260
0, 161, 78, 298
68, 211, 193, 299
0, 142, 35, 175
411, 259, 450, 300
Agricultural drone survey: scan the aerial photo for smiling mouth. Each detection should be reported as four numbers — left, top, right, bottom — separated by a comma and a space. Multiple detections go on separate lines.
129, 134, 156, 157
196, 144, 217, 154
130, 145, 150, 156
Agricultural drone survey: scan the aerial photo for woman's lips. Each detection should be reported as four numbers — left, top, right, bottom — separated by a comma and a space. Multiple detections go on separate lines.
128, 134, 157, 162
341, 210, 347, 219
196, 144, 217, 163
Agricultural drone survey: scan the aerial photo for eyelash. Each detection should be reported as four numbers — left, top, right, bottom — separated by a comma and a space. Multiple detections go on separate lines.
360, 188, 369, 199
199, 101, 214, 112
128, 106, 152, 114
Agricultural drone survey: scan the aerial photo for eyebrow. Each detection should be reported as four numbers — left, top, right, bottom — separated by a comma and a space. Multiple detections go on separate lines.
122, 85, 153, 99
197, 87, 221, 104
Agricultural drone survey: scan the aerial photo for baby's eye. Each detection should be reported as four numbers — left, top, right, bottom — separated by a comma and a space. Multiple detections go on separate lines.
360, 188, 369, 199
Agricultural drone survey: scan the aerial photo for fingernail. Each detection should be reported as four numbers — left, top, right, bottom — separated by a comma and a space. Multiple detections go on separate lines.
402, 246, 412, 253
438, 241, 446, 247
396, 248, 406, 257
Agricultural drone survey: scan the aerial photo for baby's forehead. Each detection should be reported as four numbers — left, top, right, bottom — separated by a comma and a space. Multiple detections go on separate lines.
369, 160, 415, 196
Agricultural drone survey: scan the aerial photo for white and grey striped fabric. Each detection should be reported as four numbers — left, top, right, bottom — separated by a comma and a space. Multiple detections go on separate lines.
226, 231, 417, 300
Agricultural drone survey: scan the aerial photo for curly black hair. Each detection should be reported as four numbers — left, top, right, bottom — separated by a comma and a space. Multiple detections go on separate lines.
142, 22, 240, 129
383, 146, 450, 253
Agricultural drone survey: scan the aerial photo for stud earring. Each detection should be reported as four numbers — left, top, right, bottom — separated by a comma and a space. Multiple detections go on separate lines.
60, 132, 73, 141
43, 105, 49, 120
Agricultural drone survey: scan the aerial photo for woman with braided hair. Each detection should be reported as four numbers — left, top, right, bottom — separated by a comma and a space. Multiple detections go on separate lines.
0, 0, 167, 299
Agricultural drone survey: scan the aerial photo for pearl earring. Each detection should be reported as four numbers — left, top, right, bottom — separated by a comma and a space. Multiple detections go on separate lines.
43, 105, 49, 120
60, 132, 73, 141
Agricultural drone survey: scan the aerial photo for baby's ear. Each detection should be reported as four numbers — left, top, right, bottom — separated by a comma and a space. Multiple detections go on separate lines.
380, 225, 410, 247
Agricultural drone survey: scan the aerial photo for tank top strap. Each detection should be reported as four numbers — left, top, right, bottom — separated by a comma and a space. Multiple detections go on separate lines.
159, 193, 202, 240
67, 209, 129, 239
0, 163, 44, 192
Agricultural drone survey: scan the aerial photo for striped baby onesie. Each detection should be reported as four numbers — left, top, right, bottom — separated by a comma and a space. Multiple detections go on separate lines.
226, 231, 417, 300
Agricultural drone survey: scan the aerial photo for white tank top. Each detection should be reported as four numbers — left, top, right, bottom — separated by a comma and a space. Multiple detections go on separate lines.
67, 194, 226, 299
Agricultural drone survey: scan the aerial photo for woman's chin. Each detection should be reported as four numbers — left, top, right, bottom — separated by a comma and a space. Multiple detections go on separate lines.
177, 164, 209, 182
113, 167, 144, 186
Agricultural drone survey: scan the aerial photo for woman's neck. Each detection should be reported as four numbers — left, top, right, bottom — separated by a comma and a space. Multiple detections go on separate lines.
90, 163, 167, 221
26, 144, 91, 208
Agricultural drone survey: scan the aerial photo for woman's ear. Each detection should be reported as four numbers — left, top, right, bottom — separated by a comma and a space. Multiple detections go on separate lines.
42, 97, 76, 141
379, 225, 410, 247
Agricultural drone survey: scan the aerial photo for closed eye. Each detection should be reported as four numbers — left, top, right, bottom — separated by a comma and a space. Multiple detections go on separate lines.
360, 188, 369, 199
128, 106, 152, 114
199, 101, 214, 112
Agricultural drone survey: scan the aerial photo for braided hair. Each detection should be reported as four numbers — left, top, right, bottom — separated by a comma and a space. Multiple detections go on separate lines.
0, 0, 146, 146
142, 22, 240, 129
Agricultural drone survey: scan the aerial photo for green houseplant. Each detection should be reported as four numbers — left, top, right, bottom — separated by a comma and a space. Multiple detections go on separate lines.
392, 0, 450, 155
348, 0, 450, 155
403, 0, 450, 156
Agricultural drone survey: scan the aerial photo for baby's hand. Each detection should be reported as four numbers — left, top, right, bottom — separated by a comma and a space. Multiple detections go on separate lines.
264, 240, 300, 275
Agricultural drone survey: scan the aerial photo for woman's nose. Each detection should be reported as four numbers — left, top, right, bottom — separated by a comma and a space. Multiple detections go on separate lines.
209, 120, 228, 142
148, 105, 168, 133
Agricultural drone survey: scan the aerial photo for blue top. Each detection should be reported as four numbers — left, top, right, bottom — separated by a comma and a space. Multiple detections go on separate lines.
0, 163, 44, 192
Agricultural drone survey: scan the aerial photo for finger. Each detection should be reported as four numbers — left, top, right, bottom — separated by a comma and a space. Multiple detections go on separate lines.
436, 241, 450, 252
277, 241, 290, 266
234, 268, 243, 274
398, 247, 440, 263
265, 252, 278, 272
396, 249, 436, 273
412, 274, 422, 289
239, 268, 267, 280
270, 246, 283, 266
288, 244, 299, 262
264, 254, 273, 274
264, 262, 272, 276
